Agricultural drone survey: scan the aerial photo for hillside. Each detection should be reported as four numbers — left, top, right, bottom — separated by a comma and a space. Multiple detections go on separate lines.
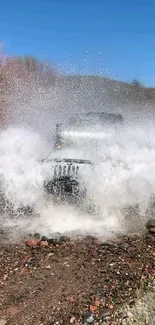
0, 53, 155, 125
44, 74, 155, 124
57, 75, 155, 107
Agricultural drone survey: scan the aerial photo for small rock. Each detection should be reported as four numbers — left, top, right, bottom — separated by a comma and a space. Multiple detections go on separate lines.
100, 308, 112, 319
127, 311, 133, 319
145, 315, 149, 325
121, 242, 130, 249
59, 235, 70, 243
145, 218, 155, 230
24, 260, 35, 267
40, 240, 48, 247
41, 236, 48, 241
127, 246, 136, 253
48, 238, 58, 245
25, 239, 39, 247
7, 306, 20, 316
0, 319, 7, 325
89, 305, 97, 312
34, 233, 40, 239
94, 298, 101, 307
86, 235, 97, 241
149, 227, 155, 234
19, 267, 28, 275
47, 252, 54, 257
99, 242, 113, 248
120, 312, 128, 319
70, 316, 76, 324
83, 312, 94, 324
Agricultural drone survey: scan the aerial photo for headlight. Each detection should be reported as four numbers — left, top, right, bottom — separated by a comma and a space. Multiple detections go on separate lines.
56, 143, 62, 150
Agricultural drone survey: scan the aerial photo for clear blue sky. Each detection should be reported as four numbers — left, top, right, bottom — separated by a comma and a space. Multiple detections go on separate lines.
0, 0, 155, 86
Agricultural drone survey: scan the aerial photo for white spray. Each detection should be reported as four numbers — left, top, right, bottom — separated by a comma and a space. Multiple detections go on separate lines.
0, 118, 155, 240
0, 80, 155, 240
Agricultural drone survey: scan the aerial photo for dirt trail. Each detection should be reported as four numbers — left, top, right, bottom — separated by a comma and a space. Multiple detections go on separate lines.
0, 226, 155, 325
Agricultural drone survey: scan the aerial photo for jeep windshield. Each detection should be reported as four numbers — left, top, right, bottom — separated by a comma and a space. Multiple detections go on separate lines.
68, 112, 123, 129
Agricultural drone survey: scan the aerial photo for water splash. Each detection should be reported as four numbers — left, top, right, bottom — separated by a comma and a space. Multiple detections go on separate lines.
0, 118, 155, 241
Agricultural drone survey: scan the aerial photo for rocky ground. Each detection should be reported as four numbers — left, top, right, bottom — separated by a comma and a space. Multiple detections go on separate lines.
0, 219, 155, 325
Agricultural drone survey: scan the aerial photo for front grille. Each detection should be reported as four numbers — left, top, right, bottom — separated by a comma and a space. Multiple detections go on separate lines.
53, 164, 79, 178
